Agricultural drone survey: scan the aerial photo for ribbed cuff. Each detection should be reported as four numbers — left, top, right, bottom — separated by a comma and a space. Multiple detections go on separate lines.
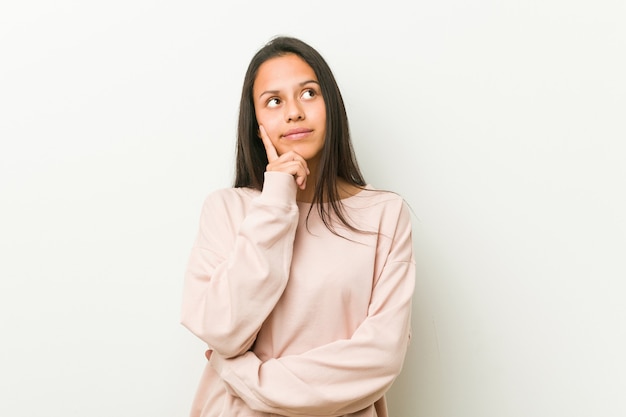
256, 171, 298, 206
209, 350, 226, 375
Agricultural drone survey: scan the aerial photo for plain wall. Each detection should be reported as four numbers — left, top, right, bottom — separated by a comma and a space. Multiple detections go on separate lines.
1, 1, 624, 416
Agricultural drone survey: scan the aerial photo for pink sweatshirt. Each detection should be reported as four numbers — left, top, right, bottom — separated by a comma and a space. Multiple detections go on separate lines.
181, 172, 415, 417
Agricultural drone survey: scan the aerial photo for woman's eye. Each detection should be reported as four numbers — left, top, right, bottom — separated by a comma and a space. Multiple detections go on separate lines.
302, 89, 316, 99
267, 97, 281, 107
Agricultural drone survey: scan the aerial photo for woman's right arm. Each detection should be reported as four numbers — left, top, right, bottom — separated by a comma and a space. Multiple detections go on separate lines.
181, 172, 299, 358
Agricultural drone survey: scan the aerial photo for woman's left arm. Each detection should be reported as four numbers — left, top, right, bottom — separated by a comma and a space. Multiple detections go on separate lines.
210, 201, 416, 416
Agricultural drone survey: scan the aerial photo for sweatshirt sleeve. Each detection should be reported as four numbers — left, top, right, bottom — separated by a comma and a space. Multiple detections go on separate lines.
209, 200, 416, 416
181, 172, 299, 358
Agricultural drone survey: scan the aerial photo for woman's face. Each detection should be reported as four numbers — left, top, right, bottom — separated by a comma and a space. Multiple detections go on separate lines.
253, 53, 326, 162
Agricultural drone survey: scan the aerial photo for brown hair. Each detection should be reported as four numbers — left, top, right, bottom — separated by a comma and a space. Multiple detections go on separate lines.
234, 36, 366, 232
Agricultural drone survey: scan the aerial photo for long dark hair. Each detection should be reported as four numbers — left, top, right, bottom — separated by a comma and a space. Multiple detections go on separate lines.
234, 36, 366, 232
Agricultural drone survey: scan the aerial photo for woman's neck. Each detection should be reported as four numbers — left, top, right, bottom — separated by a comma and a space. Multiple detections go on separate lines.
295, 157, 363, 203
296, 156, 320, 203
296, 175, 363, 204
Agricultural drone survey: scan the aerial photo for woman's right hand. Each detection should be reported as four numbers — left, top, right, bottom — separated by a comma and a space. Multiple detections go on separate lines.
259, 125, 310, 190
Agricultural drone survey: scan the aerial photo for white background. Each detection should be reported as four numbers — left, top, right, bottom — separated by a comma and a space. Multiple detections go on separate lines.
1, 1, 625, 416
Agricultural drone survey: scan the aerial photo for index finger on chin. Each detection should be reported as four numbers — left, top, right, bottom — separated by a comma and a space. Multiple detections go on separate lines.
259, 125, 279, 163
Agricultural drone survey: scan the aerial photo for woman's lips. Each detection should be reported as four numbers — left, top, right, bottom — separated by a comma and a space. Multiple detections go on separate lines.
282, 128, 312, 140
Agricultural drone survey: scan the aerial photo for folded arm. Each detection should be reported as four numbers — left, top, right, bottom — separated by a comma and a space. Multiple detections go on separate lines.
181, 172, 299, 358
210, 201, 416, 415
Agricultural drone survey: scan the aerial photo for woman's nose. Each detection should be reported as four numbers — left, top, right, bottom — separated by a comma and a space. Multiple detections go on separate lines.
285, 100, 304, 122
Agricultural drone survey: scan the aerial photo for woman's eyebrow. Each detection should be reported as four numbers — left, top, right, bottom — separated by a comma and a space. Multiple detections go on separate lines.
258, 80, 320, 99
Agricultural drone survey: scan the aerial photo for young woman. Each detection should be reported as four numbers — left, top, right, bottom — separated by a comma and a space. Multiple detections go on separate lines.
181, 36, 415, 417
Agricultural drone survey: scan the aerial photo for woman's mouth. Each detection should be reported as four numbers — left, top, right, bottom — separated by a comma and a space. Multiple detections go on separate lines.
282, 128, 313, 140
